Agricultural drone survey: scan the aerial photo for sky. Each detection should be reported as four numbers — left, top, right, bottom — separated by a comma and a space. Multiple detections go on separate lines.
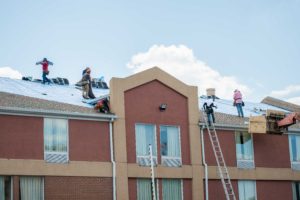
0, 0, 300, 104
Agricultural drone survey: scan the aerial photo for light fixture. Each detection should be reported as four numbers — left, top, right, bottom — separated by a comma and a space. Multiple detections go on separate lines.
159, 103, 167, 111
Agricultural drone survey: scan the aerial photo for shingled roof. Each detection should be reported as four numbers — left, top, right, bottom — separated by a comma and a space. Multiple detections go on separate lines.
261, 96, 300, 112
0, 77, 113, 119
0, 92, 97, 114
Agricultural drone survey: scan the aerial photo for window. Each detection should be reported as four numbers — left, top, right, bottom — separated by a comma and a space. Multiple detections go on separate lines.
162, 179, 182, 200
160, 126, 181, 167
20, 176, 44, 200
238, 180, 256, 200
0, 176, 12, 200
289, 134, 300, 170
137, 179, 158, 200
293, 182, 300, 200
44, 118, 68, 163
235, 131, 254, 169
135, 124, 157, 166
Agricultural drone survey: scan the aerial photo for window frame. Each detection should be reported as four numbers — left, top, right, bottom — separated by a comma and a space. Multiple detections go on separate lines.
43, 118, 69, 163
159, 125, 182, 162
162, 178, 183, 200
135, 123, 158, 165
235, 131, 255, 169
20, 176, 44, 200
136, 178, 159, 200
238, 180, 257, 200
292, 181, 300, 200
289, 133, 300, 170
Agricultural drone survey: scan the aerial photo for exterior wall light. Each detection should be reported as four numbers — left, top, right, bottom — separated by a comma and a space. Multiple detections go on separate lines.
159, 103, 167, 111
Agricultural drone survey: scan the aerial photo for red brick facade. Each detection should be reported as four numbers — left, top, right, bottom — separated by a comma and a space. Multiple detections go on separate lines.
44, 176, 113, 200
0, 115, 43, 159
204, 130, 237, 167
256, 181, 293, 200
69, 119, 111, 162
253, 134, 291, 168
124, 80, 191, 165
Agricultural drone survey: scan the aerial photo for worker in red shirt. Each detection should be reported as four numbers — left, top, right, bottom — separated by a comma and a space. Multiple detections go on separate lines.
36, 58, 53, 84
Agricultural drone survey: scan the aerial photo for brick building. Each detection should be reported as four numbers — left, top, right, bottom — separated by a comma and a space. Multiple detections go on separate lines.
0, 67, 300, 199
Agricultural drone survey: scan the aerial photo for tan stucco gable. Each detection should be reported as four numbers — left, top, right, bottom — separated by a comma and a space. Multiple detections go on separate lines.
109, 66, 203, 200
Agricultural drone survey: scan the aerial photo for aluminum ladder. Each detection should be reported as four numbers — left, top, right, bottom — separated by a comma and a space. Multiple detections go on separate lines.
149, 144, 158, 200
202, 110, 237, 200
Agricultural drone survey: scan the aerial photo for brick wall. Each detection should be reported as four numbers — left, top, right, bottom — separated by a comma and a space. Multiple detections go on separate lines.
0, 115, 43, 159
45, 176, 113, 200
124, 80, 190, 165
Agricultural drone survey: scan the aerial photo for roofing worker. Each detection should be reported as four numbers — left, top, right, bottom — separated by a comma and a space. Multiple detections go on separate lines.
36, 58, 53, 84
233, 89, 244, 118
203, 95, 217, 126
81, 67, 95, 99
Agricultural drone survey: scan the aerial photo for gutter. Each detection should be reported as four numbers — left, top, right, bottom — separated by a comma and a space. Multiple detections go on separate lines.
0, 106, 116, 121
200, 126, 208, 200
109, 118, 116, 200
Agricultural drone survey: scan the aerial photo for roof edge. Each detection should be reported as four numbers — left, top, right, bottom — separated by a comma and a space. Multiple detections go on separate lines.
0, 106, 117, 121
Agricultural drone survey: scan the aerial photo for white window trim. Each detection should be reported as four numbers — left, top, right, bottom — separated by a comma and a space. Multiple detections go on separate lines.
136, 178, 159, 200
235, 131, 255, 168
181, 179, 184, 200
43, 118, 69, 162
159, 125, 182, 164
11, 176, 13, 200
135, 123, 158, 163
288, 133, 300, 171
162, 178, 184, 200
238, 180, 257, 200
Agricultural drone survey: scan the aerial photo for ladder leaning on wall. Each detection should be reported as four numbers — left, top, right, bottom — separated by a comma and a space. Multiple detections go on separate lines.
202, 110, 237, 200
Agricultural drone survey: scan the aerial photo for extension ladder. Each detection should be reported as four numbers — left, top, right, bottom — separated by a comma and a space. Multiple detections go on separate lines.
202, 110, 237, 200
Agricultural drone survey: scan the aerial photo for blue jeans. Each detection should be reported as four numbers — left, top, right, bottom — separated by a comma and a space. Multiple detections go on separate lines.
236, 103, 244, 117
206, 112, 215, 125
42, 72, 51, 84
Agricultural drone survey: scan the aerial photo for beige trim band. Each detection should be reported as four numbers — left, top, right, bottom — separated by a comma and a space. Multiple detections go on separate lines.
208, 166, 300, 180
0, 159, 112, 177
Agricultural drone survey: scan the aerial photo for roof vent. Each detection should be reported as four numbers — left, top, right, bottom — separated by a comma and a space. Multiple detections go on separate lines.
206, 88, 215, 97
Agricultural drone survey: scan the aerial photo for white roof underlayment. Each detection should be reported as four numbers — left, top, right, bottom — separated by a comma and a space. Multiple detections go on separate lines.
0, 77, 109, 108
199, 96, 289, 117
0, 77, 290, 115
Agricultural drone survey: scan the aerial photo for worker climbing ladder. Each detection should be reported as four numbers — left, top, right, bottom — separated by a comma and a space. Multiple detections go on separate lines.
202, 110, 237, 200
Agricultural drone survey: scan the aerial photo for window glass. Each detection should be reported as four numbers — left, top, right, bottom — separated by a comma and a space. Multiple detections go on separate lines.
238, 180, 256, 200
135, 124, 156, 156
289, 135, 300, 162
137, 179, 158, 200
236, 132, 254, 160
20, 176, 44, 200
162, 179, 182, 200
44, 118, 68, 153
293, 182, 300, 200
0, 176, 12, 200
160, 126, 180, 157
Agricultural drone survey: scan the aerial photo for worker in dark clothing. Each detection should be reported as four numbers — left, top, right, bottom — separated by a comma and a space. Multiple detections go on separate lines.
36, 58, 53, 84
203, 96, 217, 126
81, 67, 95, 99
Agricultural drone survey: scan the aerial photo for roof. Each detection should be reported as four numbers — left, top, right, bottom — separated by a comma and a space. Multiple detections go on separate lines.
0, 77, 110, 115
261, 96, 300, 112
198, 96, 300, 129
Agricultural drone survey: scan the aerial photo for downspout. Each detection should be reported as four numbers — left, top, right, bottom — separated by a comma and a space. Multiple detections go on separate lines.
200, 126, 208, 200
109, 119, 116, 200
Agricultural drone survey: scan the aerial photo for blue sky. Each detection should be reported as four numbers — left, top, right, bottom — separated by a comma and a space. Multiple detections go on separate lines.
1, 0, 300, 104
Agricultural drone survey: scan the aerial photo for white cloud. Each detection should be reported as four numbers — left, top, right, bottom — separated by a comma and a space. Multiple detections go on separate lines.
270, 85, 300, 106
127, 45, 251, 100
0, 67, 22, 79
270, 85, 300, 98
